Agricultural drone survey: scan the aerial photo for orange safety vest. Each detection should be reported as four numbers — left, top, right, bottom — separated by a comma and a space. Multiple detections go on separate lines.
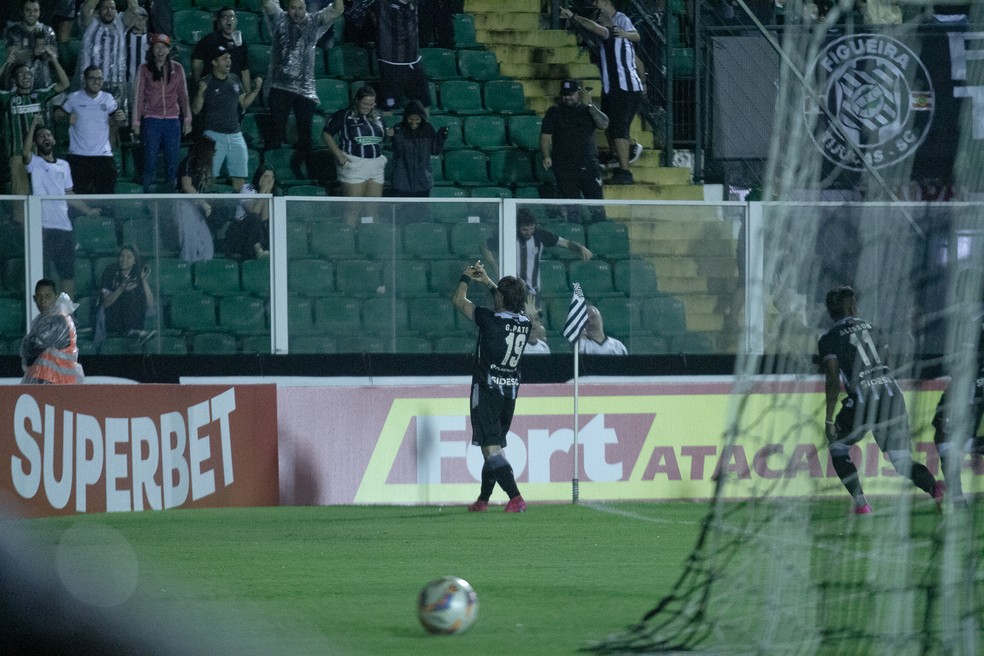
22, 313, 83, 385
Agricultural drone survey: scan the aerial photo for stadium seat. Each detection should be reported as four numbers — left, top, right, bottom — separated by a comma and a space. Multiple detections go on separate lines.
260, 147, 301, 182
249, 44, 272, 80
287, 258, 334, 294
457, 49, 500, 81
507, 114, 542, 150
409, 297, 456, 334
74, 216, 118, 255
428, 258, 470, 295
241, 112, 267, 149
334, 259, 383, 296
192, 332, 238, 354
357, 221, 399, 259
145, 333, 189, 354
115, 181, 143, 194
489, 149, 535, 185
72, 295, 96, 331
98, 336, 136, 354
669, 332, 714, 353
327, 45, 372, 79
483, 79, 531, 114
439, 80, 486, 114
285, 184, 327, 196
569, 260, 618, 299
172, 10, 213, 45
429, 155, 449, 186
403, 222, 450, 258
309, 223, 358, 259
316, 78, 350, 114
384, 259, 429, 298
642, 294, 687, 336
290, 334, 337, 353
168, 292, 218, 330
596, 297, 642, 338
534, 151, 555, 184
449, 222, 495, 258
514, 184, 541, 199
219, 295, 267, 333
240, 334, 271, 354
153, 258, 192, 295
420, 47, 461, 80
362, 297, 409, 334
469, 186, 511, 199
546, 222, 585, 260
236, 10, 264, 44
3, 257, 25, 294
396, 335, 433, 353
452, 13, 479, 49
588, 221, 630, 259
537, 259, 570, 298
0, 297, 24, 338
193, 258, 241, 295
462, 115, 507, 150
74, 258, 95, 297
121, 217, 156, 256
336, 333, 388, 353
614, 258, 659, 296
443, 149, 489, 186
286, 221, 310, 257
315, 297, 361, 332
433, 335, 474, 353
428, 115, 465, 149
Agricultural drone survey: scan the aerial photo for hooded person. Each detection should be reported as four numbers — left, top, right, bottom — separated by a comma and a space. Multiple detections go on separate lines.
388, 99, 448, 197
21, 280, 84, 384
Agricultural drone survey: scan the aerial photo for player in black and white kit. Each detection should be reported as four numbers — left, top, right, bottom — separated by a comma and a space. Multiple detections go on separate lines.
932, 308, 984, 505
820, 286, 943, 514
452, 261, 531, 513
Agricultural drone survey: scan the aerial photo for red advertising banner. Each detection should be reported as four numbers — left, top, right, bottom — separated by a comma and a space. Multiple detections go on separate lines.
0, 385, 279, 517
277, 380, 979, 506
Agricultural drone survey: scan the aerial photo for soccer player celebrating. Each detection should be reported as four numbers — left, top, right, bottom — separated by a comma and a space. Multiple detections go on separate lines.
453, 261, 531, 513
819, 286, 944, 514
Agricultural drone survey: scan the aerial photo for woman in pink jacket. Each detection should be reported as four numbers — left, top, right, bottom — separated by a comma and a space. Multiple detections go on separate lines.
132, 33, 192, 192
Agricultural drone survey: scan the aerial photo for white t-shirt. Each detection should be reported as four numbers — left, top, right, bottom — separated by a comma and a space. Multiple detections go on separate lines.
25, 155, 73, 231
578, 335, 628, 355
524, 339, 551, 354
61, 89, 117, 156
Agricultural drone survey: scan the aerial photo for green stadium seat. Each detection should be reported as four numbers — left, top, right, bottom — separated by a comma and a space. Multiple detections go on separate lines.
443, 149, 489, 186
462, 114, 507, 150
357, 222, 399, 259
241, 334, 271, 354
219, 295, 267, 333
249, 44, 272, 80
489, 149, 535, 185
73, 258, 95, 297
420, 47, 461, 80
4, 257, 25, 294
172, 10, 213, 45
403, 222, 450, 258
439, 80, 487, 114
74, 216, 118, 254
433, 335, 474, 353
642, 294, 687, 336
396, 335, 433, 353
336, 333, 388, 353
429, 155, 449, 186
335, 259, 383, 296
428, 258, 470, 295
286, 221, 310, 257
98, 336, 137, 354
428, 115, 465, 149
287, 294, 317, 335
470, 186, 511, 199
569, 260, 618, 299
596, 297, 642, 338
588, 221, 630, 259
121, 217, 156, 256
168, 292, 218, 330
669, 332, 714, 353
315, 78, 350, 114
262, 147, 309, 182
115, 181, 143, 194
409, 297, 455, 334
290, 334, 337, 353
144, 333, 189, 354
614, 258, 658, 296
546, 222, 585, 260
193, 258, 241, 295
315, 297, 361, 332
362, 297, 409, 334
241, 112, 267, 149
457, 49, 500, 81
384, 259, 429, 298
236, 10, 264, 44
327, 45, 372, 79
537, 259, 569, 298
449, 222, 495, 258
72, 295, 97, 332
288, 258, 334, 294
240, 258, 270, 296
192, 332, 238, 354
534, 151, 555, 184
507, 115, 542, 150
153, 258, 193, 295
452, 13, 479, 49
309, 223, 357, 258
285, 184, 327, 196
483, 79, 532, 114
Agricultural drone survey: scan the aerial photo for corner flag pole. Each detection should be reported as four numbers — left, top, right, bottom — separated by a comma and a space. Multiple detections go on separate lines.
562, 283, 587, 505
573, 345, 580, 504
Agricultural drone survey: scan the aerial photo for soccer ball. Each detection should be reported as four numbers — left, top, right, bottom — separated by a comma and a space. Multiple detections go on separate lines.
417, 576, 479, 635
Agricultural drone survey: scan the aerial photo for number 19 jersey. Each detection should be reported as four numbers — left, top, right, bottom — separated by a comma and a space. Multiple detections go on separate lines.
472, 306, 531, 399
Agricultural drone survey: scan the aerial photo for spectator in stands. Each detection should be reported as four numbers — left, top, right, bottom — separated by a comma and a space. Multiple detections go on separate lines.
77, 0, 142, 96
21, 278, 84, 384
59, 65, 128, 195
561, 0, 645, 184
175, 135, 217, 263
122, 6, 150, 117
388, 98, 447, 197
23, 113, 102, 301
97, 243, 155, 346
347, 0, 431, 113
226, 162, 276, 260
578, 303, 627, 355
132, 32, 192, 192
523, 301, 550, 354
3, 0, 57, 90
540, 78, 609, 222
191, 7, 251, 92
417, 0, 462, 48
0, 55, 70, 199
192, 43, 262, 192
263, 0, 344, 179
481, 208, 592, 309
138, 0, 172, 37
322, 84, 386, 204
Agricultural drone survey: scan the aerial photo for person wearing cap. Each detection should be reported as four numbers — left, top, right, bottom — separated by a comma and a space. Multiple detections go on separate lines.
192, 42, 262, 191
539, 78, 609, 223
3, 0, 58, 91
263, 0, 344, 179
132, 32, 193, 192
77, 0, 143, 95
191, 6, 251, 92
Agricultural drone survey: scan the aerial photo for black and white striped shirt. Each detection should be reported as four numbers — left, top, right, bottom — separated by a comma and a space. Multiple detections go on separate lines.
324, 107, 385, 159
598, 12, 643, 94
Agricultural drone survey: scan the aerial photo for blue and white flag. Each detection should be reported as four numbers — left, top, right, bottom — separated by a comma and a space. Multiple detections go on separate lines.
563, 282, 587, 343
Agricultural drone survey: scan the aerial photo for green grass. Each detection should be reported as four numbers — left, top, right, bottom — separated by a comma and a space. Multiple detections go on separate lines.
6, 503, 705, 655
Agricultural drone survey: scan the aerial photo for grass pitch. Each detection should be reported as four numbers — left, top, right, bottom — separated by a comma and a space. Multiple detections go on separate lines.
5, 502, 705, 655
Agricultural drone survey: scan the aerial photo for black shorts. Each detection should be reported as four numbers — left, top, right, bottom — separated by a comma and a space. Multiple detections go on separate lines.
43, 228, 76, 280
469, 383, 516, 448
601, 88, 643, 141
831, 388, 910, 453
378, 60, 430, 111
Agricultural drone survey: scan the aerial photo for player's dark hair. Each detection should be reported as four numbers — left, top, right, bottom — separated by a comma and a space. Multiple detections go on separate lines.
518, 209, 536, 228
497, 276, 527, 313
35, 278, 57, 294
825, 286, 856, 320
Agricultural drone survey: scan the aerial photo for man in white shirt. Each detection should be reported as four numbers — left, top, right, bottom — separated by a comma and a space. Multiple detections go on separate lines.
578, 303, 628, 355
59, 65, 127, 194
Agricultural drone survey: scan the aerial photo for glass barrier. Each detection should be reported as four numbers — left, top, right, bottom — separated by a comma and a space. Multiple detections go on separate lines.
0, 198, 26, 356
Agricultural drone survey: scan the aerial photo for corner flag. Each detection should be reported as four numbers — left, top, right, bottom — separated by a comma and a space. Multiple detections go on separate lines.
563, 283, 587, 343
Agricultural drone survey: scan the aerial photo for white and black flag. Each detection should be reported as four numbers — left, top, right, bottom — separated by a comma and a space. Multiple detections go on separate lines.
563, 282, 587, 343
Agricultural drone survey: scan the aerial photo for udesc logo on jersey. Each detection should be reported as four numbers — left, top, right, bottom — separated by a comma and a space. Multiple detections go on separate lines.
805, 34, 934, 171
